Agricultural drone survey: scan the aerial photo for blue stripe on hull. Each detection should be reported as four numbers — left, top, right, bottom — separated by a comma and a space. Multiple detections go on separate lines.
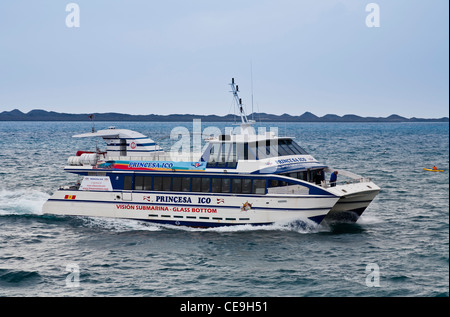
47, 198, 331, 212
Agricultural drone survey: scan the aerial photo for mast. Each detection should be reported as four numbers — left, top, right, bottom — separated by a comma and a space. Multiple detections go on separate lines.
230, 78, 255, 132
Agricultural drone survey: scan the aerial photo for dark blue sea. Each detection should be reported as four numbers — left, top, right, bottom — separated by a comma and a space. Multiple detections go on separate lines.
0, 121, 448, 297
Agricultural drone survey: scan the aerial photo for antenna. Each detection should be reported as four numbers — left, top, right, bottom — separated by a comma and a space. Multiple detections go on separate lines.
229, 78, 255, 133
89, 114, 95, 133
251, 62, 254, 121
230, 78, 248, 124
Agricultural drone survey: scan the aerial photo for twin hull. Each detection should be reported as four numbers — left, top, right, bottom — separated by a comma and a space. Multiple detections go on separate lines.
43, 190, 340, 227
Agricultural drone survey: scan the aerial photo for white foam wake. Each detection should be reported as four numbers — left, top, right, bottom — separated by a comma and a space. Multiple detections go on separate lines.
79, 216, 162, 232
157, 217, 322, 234
0, 188, 50, 216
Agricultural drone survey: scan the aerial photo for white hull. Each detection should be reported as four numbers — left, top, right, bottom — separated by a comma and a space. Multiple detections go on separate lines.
323, 181, 380, 222
42, 190, 340, 227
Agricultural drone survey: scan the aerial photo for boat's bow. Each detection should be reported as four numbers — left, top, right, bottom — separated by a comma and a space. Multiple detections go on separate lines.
322, 169, 380, 222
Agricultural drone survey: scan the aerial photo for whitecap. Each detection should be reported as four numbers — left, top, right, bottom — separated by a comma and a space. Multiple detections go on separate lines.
357, 214, 384, 225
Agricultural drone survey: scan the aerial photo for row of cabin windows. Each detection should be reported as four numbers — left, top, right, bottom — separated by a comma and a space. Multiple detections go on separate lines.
207, 139, 308, 168
124, 175, 271, 194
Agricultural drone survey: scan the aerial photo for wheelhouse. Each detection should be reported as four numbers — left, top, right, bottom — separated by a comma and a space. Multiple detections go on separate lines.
204, 136, 309, 169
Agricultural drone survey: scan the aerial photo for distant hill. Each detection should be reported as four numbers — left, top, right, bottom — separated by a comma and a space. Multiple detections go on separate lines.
0, 109, 448, 122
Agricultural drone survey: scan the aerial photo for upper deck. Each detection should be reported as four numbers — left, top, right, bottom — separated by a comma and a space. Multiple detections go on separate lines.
65, 78, 326, 177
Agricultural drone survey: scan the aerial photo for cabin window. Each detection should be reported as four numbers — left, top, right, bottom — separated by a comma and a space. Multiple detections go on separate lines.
268, 179, 278, 188
145, 176, 153, 190
153, 176, 162, 191
201, 177, 211, 192
211, 178, 222, 193
135, 176, 144, 190
135, 176, 153, 190
124, 176, 133, 190
181, 177, 191, 192
191, 177, 201, 192
232, 178, 242, 193
252, 179, 266, 194
298, 171, 307, 181
221, 178, 231, 193
162, 177, 171, 191
172, 177, 182, 191
281, 171, 308, 182
242, 178, 252, 194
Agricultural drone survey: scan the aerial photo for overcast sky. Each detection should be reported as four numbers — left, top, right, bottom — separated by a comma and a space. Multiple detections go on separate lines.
0, 0, 448, 118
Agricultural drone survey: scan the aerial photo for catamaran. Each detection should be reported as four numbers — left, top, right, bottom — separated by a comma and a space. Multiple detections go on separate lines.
42, 79, 380, 227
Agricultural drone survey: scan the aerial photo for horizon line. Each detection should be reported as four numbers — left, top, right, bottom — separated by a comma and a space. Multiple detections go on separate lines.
1, 108, 449, 120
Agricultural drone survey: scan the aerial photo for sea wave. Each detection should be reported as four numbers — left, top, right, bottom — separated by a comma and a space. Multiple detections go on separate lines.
0, 268, 42, 286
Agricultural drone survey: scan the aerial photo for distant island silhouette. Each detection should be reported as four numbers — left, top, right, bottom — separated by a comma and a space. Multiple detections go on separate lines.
0, 109, 448, 122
